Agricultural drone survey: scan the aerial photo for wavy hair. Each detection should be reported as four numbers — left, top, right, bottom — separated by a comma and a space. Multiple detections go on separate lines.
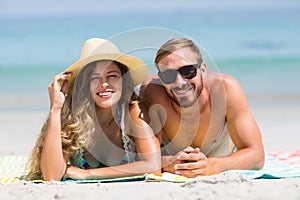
26, 60, 138, 180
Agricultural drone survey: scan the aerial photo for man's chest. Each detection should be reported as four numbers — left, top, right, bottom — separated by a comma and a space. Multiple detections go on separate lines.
162, 111, 211, 152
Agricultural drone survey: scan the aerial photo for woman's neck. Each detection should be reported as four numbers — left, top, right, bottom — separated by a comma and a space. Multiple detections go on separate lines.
95, 106, 118, 127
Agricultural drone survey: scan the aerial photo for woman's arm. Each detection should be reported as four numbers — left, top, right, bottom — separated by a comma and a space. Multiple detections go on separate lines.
40, 73, 70, 181
64, 102, 161, 180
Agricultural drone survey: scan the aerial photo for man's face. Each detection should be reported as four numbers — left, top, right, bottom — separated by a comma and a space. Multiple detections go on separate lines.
157, 48, 204, 108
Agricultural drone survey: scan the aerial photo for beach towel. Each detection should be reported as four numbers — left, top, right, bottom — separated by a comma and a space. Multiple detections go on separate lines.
0, 155, 147, 184
269, 150, 300, 171
146, 151, 300, 182
234, 150, 300, 179
0, 155, 27, 184
1, 151, 300, 184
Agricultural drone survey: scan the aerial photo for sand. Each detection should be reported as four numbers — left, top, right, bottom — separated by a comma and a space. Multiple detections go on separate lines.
1, 98, 300, 199
1, 174, 300, 199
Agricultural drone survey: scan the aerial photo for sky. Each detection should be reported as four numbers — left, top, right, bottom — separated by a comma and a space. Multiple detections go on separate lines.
1, 0, 300, 17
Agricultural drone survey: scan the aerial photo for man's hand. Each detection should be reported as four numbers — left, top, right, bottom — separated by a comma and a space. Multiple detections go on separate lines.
174, 147, 217, 178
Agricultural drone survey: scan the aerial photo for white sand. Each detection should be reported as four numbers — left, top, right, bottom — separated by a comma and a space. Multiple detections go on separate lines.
1, 100, 300, 199
1, 175, 300, 200
252, 105, 300, 151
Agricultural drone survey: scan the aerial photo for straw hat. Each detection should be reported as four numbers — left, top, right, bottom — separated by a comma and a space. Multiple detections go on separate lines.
63, 38, 148, 94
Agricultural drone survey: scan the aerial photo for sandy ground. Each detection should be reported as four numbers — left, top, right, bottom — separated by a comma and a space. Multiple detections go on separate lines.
1, 174, 300, 200
0, 100, 300, 199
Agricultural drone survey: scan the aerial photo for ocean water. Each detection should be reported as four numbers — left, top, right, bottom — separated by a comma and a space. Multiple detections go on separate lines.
0, 8, 299, 110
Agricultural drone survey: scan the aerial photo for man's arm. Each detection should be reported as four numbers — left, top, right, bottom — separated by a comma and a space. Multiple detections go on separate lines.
217, 74, 265, 171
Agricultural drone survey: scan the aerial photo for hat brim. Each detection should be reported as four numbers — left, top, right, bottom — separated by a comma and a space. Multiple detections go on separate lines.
63, 53, 148, 94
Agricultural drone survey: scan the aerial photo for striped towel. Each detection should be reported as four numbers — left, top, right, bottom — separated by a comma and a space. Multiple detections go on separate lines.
233, 153, 300, 179
1, 151, 300, 184
0, 155, 146, 184
146, 152, 300, 182
269, 150, 300, 171
0, 155, 28, 184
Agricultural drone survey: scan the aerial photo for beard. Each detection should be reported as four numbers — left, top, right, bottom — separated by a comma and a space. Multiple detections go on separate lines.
167, 74, 204, 108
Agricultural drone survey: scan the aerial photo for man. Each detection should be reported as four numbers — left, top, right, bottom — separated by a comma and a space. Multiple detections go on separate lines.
140, 38, 264, 178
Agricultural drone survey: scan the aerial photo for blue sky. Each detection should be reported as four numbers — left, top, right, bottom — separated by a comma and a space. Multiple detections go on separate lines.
1, 0, 299, 17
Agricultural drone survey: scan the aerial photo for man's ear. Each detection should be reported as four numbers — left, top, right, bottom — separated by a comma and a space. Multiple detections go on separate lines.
200, 62, 207, 76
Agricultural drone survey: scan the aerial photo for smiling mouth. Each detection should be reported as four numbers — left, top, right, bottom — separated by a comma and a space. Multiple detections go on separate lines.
96, 91, 114, 98
172, 87, 193, 95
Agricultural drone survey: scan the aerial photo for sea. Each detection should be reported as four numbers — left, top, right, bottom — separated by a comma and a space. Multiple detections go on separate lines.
0, 7, 299, 111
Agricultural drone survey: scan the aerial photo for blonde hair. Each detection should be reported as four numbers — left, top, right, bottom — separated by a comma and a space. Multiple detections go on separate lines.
26, 61, 137, 180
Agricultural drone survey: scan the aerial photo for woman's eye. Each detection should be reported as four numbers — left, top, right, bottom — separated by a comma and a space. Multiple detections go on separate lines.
108, 74, 119, 79
91, 77, 100, 82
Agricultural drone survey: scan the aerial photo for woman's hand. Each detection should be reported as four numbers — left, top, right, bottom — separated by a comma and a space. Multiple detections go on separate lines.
48, 73, 71, 111
64, 165, 89, 180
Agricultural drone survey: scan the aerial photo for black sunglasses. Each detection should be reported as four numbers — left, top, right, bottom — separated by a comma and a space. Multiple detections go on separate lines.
158, 63, 200, 84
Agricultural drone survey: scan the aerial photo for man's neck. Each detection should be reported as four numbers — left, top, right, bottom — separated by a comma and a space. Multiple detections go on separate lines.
171, 85, 210, 117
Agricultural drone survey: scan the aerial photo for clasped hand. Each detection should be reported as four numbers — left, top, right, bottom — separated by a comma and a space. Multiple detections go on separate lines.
173, 147, 216, 178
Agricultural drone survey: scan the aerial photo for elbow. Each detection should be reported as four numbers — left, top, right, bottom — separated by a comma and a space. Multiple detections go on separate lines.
42, 172, 63, 181
258, 152, 265, 169
40, 158, 66, 181
150, 159, 162, 175
151, 169, 162, 176
148, 165, 161, 176
41, 164, 65, 181
144, 158, 161, 175
253, 150, 265, 170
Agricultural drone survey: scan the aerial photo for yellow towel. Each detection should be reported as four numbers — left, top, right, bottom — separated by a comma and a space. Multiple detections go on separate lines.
145, 172, 192, 183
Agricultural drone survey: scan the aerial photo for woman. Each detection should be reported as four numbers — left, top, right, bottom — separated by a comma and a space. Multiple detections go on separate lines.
26, 38, 161, 181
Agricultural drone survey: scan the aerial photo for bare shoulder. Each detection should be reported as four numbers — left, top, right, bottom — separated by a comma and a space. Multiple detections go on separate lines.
128, 102, 151, 125
206, 72, 246, 105
206, 72, 238, 85
140, 74, 166, 103
127, 102, 154, 138
219, 73, 245, 97
217, 73, 249, 110
206, 72, 241, 91
220, 73, 241, 87
141, 74, 161, 86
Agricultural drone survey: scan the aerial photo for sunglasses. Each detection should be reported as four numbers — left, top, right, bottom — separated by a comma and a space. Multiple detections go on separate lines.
158, 63, 200, 84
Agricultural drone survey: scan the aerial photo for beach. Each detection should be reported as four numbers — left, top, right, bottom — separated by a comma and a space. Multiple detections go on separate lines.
1, 98, 300, 199
1, 177, 300, 200
1, 1, 300, 198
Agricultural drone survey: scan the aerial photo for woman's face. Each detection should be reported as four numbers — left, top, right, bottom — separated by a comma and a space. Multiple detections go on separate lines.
89, 61, 122, 108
